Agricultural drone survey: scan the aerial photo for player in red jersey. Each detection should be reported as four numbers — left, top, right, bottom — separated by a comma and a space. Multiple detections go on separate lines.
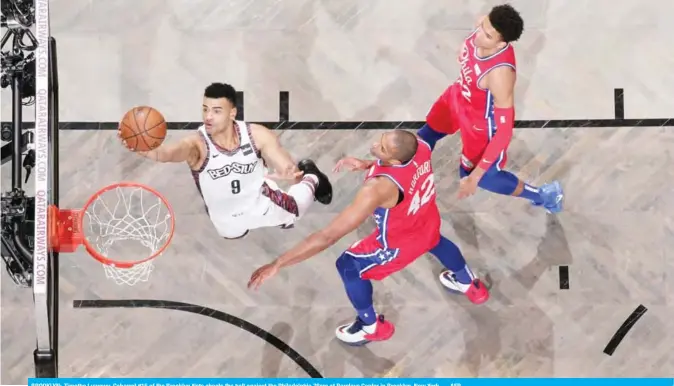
248, 130, 489, 345
418, 4, 564, 213
418, 4, 564, 294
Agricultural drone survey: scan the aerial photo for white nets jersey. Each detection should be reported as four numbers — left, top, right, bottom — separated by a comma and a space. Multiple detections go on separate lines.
192, 121, 267, 221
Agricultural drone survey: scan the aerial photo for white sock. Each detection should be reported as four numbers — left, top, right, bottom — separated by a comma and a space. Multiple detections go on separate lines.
288, 175, 317, 217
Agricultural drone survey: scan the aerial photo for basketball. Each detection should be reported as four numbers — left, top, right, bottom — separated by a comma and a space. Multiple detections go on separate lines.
118, 106, 167, 152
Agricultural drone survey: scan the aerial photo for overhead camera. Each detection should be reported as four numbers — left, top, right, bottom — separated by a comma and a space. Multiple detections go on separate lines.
1, 51, 35, 96
1, 0, 37, 101
1, 0, 35, 28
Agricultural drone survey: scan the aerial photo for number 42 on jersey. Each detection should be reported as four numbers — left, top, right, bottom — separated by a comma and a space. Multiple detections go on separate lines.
407, 173, 436, 216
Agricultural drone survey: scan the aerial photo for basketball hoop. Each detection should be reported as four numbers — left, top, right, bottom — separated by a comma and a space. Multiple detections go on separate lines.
48, 182, 175, 286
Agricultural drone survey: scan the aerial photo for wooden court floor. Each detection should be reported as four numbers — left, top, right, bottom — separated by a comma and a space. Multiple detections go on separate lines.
1, 127, 672, 380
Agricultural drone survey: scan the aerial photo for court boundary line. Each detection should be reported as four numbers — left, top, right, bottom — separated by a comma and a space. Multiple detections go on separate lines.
558, 266, 569, 290
603, 304, 648, 356
2, 88, 673, 131
73, 299, 324, 378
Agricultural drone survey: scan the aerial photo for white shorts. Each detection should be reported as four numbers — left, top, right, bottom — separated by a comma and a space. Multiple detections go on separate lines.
208, 179, 298, 239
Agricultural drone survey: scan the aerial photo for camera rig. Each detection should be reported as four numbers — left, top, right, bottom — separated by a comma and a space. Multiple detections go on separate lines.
1, 0, 38, 287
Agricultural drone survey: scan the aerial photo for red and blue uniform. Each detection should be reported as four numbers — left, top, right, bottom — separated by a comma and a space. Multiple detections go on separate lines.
334, 136, 492, 346
426, 28, 516, 172
345, 138, 441, 281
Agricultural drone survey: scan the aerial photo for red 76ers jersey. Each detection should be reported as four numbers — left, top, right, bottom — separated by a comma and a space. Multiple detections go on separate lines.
456, 28, 516, 124
364, 138, 442, 250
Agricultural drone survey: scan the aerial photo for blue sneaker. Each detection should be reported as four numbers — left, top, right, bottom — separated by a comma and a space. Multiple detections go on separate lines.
536, 181, 564, 213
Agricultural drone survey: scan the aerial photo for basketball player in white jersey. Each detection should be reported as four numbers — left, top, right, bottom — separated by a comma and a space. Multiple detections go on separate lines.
133, 83, 332, 239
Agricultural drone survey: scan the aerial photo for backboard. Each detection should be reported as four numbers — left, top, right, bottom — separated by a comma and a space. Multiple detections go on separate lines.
32, 0, 59, 377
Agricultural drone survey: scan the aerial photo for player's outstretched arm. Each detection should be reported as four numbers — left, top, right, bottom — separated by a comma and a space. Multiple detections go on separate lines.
250, 124, 302, 180
275, 177, 397, 267
247, 177, 399, 290
333, 156, 375, 172
136, 135, 201, 166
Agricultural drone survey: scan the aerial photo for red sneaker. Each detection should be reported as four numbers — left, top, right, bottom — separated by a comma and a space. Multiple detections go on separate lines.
335, 314, 395, 346
439, 270, 490, 304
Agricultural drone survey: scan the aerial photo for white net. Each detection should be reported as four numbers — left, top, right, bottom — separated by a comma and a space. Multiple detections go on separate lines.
102, 260, 155, 286
82, 185, 173, 285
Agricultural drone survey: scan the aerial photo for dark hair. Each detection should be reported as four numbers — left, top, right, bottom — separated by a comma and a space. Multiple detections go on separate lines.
204, 83, 237, 107
390, 129, 418, 163
488, 4, 524, 43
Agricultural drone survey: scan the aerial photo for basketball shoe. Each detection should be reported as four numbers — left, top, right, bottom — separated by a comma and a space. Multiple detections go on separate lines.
298, 159, 333, 205
533, 181, 564, 213
438, 271, 490, 304
335, 314, 395, 346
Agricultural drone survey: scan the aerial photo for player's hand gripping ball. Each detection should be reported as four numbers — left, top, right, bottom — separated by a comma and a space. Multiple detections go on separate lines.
118, 106, 167, 152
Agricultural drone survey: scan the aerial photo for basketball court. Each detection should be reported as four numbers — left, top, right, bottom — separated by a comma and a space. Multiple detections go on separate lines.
1, 0, 673, 381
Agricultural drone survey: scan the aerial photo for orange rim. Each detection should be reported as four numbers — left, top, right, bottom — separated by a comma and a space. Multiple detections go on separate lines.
79, 181, 175, 269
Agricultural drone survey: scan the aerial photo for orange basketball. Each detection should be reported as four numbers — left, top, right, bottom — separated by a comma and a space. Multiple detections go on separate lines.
118, 106, 167, 152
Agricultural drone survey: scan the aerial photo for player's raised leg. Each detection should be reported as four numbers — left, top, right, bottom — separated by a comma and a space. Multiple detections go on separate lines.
257, 161, 332, 229
250, 124, 332, 213
418, 119, 563, 213
297, 159, 332, 206
458, 162, 564, 213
